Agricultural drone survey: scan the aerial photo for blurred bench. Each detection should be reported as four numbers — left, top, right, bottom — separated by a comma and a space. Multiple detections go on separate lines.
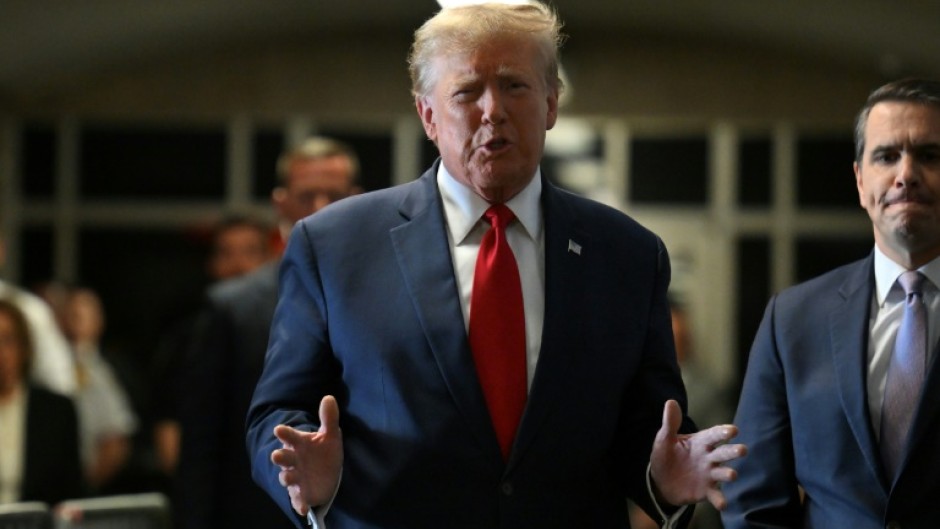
0, 502, 52, 529
53, 493, 170, 529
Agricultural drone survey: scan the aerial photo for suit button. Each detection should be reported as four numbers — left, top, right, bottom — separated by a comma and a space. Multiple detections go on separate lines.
500, 482, 513, 496
886, 521, 901, 529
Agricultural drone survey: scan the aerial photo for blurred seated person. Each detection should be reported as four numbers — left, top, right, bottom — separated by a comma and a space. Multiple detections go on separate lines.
0, 299, 84, 505
62, 287, 138, 492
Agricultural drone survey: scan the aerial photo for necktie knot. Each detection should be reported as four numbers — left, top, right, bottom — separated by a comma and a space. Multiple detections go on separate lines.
898, 270, 925, 299
484, 204, 515, 231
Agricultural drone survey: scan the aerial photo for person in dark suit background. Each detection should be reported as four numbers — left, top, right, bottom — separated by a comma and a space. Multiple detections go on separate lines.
722, 78, 940, 528
151, 213, 273, 482
247, 3, 745, 529
0, 299, 84, 506
176, 137, 361, 529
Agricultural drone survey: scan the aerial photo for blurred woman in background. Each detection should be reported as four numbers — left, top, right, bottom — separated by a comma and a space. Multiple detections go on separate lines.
0, 298, 84, 505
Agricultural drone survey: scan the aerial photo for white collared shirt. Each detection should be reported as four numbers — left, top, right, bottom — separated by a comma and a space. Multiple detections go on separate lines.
436, 165, 545, 389
867, 246, 940, 436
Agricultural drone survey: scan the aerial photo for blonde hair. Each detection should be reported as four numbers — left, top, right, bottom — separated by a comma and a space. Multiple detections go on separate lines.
408, 1, 566, 98
275, 136, 360, 187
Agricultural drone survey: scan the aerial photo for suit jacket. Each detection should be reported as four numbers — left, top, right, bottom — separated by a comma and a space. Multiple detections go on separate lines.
246, 163, 692, 529
722, 253, 940, 529
20, 385, 84, 505
178, 262, 294, 529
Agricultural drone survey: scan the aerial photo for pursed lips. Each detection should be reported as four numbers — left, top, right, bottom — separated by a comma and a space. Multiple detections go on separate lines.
883, 191, 931, 208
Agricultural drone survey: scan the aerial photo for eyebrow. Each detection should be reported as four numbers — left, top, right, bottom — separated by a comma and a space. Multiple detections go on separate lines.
869, 141, 940, 156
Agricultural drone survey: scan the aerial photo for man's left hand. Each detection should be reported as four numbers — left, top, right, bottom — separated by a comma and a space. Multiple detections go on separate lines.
650, 399, 746, 510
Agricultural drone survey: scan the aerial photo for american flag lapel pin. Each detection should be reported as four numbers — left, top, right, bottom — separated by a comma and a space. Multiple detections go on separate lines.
567, 239, 582, 255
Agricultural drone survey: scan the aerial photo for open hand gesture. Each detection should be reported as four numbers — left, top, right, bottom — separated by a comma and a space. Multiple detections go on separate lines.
270, 395, 344, 516
650, 400, 746, 510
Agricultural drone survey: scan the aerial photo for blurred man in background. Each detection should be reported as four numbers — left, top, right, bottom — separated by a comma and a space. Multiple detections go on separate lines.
178, 137, 361, 529
151, 213, 274, 479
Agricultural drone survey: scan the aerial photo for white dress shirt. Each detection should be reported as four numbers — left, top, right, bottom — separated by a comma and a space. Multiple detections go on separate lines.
867, 246, 940, 437
437, 164, 545, 389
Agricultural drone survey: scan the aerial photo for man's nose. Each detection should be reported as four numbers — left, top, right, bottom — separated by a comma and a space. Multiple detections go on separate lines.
480, 87, 507, 125
895, 154, 922, 187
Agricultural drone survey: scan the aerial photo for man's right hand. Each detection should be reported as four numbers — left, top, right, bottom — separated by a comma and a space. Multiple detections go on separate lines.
271, 395, 344, 516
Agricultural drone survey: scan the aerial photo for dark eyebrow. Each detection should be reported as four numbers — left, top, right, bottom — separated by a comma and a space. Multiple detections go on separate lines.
911, 142, 940, 151
869, 144, 899, 158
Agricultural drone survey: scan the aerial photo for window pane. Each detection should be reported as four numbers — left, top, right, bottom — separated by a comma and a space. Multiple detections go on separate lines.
630, 137, 708, 205
19, 225, 54, 289
738, 137, 772, 207
78, 228, 210, 357
21, 123, 56, 198
543, 120, 605, 196
796, 135, 856, 209
736, 236, 770, 394
796, 236, 872, 283
252, 128, 285, 198
319, 129, 393, 192
81, 123, 226, 199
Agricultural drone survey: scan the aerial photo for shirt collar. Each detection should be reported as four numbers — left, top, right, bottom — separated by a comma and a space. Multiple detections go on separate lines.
437, 163, 543, 245
873, 244, 940, 305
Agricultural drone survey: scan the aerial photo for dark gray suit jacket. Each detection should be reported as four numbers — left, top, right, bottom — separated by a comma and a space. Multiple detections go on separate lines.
178, 262, 294, 529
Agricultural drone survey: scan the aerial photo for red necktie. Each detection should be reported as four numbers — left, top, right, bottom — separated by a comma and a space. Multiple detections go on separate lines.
469, 204, 527, 460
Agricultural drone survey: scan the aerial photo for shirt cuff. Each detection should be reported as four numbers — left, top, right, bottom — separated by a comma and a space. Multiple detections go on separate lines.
646, 462, 689, 529
305, 468, 343, 529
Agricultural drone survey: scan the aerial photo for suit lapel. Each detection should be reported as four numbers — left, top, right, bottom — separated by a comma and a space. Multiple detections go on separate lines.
508, 180, 588, 469
388, 168, 501, 462
829, 255, 886, 487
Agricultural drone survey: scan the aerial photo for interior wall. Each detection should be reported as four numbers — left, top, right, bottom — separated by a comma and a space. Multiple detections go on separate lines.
1, 28, 884, 399
5, 31, 886, 123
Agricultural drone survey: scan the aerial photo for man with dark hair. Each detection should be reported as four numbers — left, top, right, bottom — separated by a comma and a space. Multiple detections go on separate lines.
723, 78, 940, 528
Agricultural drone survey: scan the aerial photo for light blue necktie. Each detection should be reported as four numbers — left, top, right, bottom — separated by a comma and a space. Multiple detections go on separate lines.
880, 270, 927, 478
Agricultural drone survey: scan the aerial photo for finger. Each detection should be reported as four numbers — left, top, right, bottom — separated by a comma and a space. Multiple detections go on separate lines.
693, 424, 739, 449
706, 487, 727, 511
657, 399, 683, 442
287, 485, 309, 516
318, 395, 340, 436
271, 447, 296, 468
709, 466, 738, 484
274, 424, 305, 448
709, 443, 747, 463
278, 468, 296, 487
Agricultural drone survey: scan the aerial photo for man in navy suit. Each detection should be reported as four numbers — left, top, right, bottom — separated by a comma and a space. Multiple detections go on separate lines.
247, 3, 744, 528
722, 78, 940, 528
